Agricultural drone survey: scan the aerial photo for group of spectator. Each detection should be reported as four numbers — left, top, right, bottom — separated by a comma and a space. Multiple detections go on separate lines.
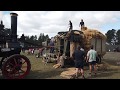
27, 48, 44, 57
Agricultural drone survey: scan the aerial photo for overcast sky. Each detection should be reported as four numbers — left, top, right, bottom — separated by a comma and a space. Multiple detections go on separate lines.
1, 11, 120, 38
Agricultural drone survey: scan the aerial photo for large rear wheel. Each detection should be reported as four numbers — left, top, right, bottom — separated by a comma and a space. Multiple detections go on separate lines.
2, 54, 31, 79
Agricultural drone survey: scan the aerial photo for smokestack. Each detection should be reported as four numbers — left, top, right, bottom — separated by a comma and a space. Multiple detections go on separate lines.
10, 13, 18, 42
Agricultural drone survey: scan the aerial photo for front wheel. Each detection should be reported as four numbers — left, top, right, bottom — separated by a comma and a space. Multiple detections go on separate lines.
2, 54, 31, 79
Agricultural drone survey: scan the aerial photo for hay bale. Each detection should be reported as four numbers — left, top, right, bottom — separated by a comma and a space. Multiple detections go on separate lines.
60, 74, 72, 79
61, 71, 75, 76
67, 67, 76, 71
60, 68, 76, 79
53, 64, 61, 69
82, 28, 106, 40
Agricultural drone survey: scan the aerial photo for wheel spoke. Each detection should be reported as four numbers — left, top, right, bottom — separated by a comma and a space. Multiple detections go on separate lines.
12, 69, 19, 78
5, 66, 10, 70
6, 68, 11, 72
5, 65, 14, 71
17, 60, 22, 67
22, 60, 26, 65
7, 70, 12, 74
18, 70, 21, 76
14, 58, 17, 65
14, 70, 18, 74
15, 70, 21, 76
2, 55, 30, 79
7, 64, 16, 70
20, 69, 25, 73
8, 62, 14, 66
21, 66, 27, 68
7, 69, 15, 78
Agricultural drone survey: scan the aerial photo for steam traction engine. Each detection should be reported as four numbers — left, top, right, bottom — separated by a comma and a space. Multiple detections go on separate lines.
0, 13, 31, 79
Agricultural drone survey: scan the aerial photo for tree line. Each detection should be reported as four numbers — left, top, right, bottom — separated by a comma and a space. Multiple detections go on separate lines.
19, 29, 120, 47
19, 33, 49, 46
105, 29, 120, 45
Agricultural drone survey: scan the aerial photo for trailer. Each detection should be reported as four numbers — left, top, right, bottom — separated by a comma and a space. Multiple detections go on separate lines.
52, 27, 106, 66
82, 28, 106, 63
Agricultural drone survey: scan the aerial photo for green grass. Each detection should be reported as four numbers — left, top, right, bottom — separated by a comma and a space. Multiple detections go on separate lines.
23, 52, 120, 79
1, 52, 120, 79
21, 52, 66, 79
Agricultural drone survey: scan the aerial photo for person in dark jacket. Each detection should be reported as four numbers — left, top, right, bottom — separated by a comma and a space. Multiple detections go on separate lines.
72, 45, 86, 79
79, 19, 84, 30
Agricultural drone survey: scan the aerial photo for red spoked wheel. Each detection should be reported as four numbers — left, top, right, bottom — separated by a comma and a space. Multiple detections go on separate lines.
2, 54, 31, 79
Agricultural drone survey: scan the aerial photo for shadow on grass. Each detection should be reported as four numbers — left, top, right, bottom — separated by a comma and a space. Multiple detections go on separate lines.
103, 58, 120, 66
25, 68, 65, 79
92, 68, 120, 79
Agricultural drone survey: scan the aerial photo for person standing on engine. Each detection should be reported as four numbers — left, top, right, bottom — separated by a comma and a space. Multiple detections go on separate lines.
79, 19, 85, 30
69, 20, 73, 31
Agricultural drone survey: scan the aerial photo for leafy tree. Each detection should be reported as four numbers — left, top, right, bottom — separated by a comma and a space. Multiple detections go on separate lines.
25, 36, 30, 41
19, 33, 50, 47
105, 29, 116, 45
38, 33, 50, 46
45, 34, 49, 41
20, 34, 25, 42
34, 35, 37, 41
116, 29, 120, 45
29, 35, 34, 42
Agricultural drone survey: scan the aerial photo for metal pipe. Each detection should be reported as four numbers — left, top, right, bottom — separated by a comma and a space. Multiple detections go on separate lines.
10, 13, 18, 42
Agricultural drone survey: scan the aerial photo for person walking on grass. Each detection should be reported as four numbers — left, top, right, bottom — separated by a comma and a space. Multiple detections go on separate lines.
87, 45, 97, 76
72, 45, 86, 79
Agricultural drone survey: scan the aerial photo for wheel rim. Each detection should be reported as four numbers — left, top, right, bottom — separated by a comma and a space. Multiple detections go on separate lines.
2, 55, 31, 79
0, 57, 7, 69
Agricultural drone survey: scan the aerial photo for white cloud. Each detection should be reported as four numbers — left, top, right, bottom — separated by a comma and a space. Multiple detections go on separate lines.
1, 11, 120, 38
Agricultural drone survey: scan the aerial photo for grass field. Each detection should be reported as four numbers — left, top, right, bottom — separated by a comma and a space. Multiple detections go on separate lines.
22, 52, 120, 79
24, 53, 65, 79
0, 52, 120, 79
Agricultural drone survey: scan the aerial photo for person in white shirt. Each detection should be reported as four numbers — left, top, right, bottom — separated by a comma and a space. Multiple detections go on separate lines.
87, 45, 97, 76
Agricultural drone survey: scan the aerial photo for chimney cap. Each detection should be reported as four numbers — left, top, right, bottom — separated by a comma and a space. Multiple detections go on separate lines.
10, 13, 18, 16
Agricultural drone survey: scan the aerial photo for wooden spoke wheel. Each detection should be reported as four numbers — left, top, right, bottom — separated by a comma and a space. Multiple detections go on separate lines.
2, 54, 31, 79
